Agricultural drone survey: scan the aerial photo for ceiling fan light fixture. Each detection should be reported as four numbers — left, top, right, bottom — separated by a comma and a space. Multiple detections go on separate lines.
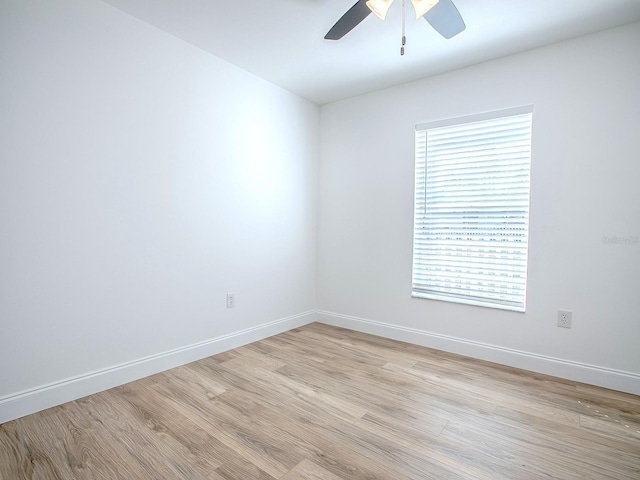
411, 0, 439, 19
366, 0, 394, 20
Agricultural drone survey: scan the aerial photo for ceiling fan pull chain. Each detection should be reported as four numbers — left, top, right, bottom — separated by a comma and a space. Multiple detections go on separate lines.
401, 0, 406, 55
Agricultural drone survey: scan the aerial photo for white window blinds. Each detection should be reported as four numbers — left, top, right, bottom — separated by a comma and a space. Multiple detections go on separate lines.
412, 106, 533, 311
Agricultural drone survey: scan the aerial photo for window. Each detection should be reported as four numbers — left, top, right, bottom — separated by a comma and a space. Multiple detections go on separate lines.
412, 105, 533, 312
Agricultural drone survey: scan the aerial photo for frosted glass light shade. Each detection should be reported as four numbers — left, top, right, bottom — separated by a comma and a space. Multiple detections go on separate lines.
366, 0, 394, 20
411, 0, 439, 18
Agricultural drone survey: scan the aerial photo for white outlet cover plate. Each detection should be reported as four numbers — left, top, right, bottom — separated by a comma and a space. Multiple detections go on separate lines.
558, 310, 572, 328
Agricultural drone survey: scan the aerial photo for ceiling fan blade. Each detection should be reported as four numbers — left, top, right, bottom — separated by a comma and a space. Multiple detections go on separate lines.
424, 0, 465, 39
325, 0, 372, 40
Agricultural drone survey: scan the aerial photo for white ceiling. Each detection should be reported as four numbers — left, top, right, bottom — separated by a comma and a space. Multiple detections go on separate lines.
101, 0, 640, 105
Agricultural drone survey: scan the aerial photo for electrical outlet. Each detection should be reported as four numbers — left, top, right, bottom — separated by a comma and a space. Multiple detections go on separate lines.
226, 293, 235, 309
557, 310, 572, 329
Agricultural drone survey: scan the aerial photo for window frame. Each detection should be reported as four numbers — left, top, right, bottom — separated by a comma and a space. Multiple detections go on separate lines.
412, 105, 534, 312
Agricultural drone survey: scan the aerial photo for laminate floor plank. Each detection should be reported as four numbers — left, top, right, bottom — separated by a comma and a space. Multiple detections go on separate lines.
34, 401, 153, 480
106, 382, 271, 480
97, 389, 226, 479
72, 393, 214, 480
227, 346, 288, 371
277, 353, 499, 428
449, 398, 639, 479
127, 377, 277, 480
492, 406, 640, 474
280, 459, 346, 480
387, 362, 584, 429
159, 364, 228, 399
210, 352, 450, 479
146, 380, 291, 479
215, 384, 453, 480
293, 328, 421, 368
219, 357, 369, 421
257, 335, 336, 364
442, 416, 638, 480
1, 322, 639, 479
210, 359, 427, 479
215, 389, 417, 480
0, 422, 32, 480
230, 361, 519, 480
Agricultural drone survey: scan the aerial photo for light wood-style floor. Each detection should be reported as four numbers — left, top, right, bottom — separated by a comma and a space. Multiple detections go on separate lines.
1, 323, 639, 479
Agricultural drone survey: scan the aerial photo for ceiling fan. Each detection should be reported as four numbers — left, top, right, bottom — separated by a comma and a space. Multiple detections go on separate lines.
325, 0, 465, 54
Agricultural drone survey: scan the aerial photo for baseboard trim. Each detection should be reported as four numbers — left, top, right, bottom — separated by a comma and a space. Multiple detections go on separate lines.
3, 309, 637, 424
0, 311, 315, 424
316, 310, 640, 396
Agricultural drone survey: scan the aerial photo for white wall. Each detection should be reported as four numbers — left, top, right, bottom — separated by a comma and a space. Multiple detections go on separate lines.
0, 0, 318, 421
318, 23, 640, 393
